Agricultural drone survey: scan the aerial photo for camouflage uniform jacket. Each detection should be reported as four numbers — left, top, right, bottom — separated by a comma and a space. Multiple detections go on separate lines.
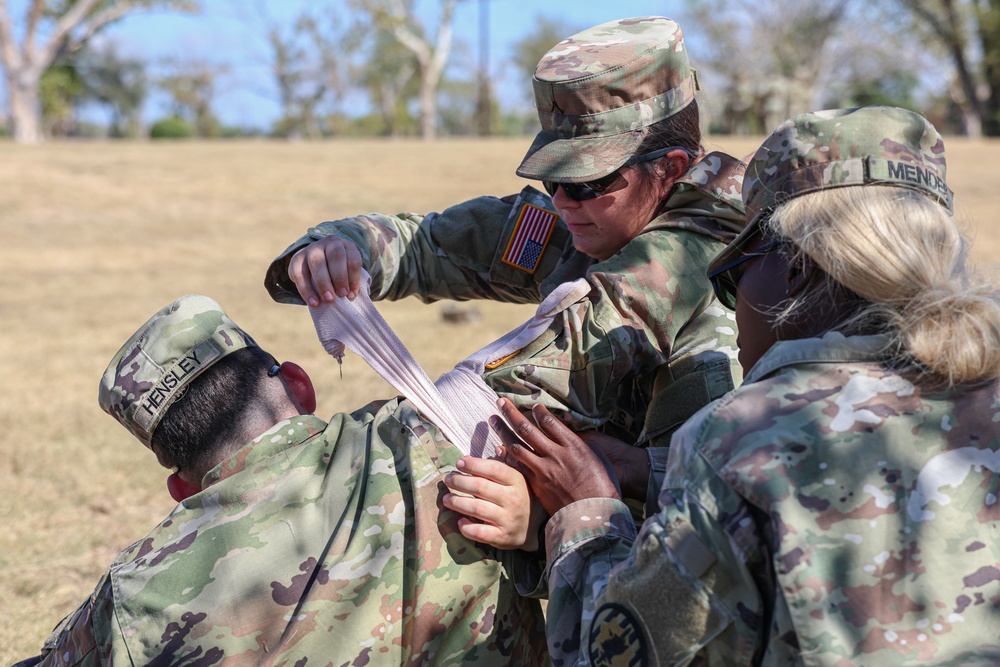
37, 401, 548, 666
545, 333, 1000, 666
266, 153, 746, 502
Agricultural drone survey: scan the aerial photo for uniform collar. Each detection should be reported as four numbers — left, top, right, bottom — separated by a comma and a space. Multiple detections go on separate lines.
646, 152, 748, 244
202, 414, 328, 487
744, 332, 895, 384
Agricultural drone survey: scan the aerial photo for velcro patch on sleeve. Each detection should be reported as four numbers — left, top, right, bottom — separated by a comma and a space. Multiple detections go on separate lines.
501, 203, 557, 274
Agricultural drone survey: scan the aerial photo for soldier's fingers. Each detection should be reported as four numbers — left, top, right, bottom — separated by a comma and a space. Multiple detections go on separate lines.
442, 491, 502, 524
494, 399, 553, 459
488, 412, 522, 451
455, 518, 519, 550
287, 250, 321, 307
530, 404, 585, 453
304, 247, 337, 303
345, 242, 363, 300
324, 239, 360, 299
444, 470, 505, 504
490, 416, 541, 479
456, 456, 520, 486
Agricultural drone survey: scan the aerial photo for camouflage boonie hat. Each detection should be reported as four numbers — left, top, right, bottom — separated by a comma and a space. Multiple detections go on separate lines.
98, 295, 257, 448
710, 105, 954, 273
516, 16, 698, 183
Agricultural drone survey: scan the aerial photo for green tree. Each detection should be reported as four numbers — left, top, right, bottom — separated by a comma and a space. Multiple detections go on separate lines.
685, 0, 857, 134
158, 61, 221, 138
262, 8, 344, 139
843, 73, 920, 109
352, 27, 419, 136
39, 60, 83, 135
351, 0, 462, 139
0, 0, 197, 143
437, 64, 476, 135
979, 0, 1000, 134
149, 114, 191, 138
895, 0, 1000, 136
509, 17, 577, 99
78, 42, 146, 137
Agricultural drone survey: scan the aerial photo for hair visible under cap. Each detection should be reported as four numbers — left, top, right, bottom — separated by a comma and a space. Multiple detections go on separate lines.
630, 100, 703, 215
151, 346, 276, 472
634, 99, 703, 164
765, 185, 1000, 386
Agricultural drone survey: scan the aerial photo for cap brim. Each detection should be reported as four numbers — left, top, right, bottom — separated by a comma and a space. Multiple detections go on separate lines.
516, 130, 646, 182
706, 214, 764, 276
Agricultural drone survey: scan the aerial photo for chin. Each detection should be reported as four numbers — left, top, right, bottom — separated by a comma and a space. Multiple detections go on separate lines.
573, 237, 614, 261
571, 237, 597, 258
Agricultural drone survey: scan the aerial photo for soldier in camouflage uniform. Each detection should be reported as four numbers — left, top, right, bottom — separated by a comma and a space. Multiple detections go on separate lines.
495, 106, 1000, 665
265, 17, 746, 519
25, 295, 547, 667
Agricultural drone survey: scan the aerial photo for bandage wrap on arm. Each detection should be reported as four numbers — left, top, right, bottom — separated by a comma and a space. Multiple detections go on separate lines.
308, 270, 592, 457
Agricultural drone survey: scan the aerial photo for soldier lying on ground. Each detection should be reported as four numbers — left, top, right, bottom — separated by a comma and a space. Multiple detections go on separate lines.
489, 107, 1000, 665
15, 294, 547, 667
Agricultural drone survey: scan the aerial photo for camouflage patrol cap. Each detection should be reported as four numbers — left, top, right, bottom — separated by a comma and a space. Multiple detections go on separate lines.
709, 106, 954, 273
516, 16, 698, 183
98, 295, 257, 448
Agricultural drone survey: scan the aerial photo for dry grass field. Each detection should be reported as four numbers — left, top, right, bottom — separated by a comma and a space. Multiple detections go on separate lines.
1, 135, 998, 661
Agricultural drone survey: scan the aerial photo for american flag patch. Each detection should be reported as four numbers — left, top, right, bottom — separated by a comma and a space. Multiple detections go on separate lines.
501, 204, 557, 273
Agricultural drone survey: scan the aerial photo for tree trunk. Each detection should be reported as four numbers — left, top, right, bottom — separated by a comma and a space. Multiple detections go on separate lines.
8, 71, 43, 143
950, 41, 986, 137
977, 0, 1000, 136
418, 69, 437, 140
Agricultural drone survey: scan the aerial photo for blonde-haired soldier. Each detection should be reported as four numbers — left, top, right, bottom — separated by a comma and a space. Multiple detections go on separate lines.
493, 106, 1000, 665
765, 185, 1000, 386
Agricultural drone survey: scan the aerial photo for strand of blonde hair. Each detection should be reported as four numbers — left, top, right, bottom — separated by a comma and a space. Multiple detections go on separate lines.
766, 185, 1000, 385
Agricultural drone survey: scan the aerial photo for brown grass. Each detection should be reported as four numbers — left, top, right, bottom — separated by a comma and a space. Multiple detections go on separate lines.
2, 136, 999, 661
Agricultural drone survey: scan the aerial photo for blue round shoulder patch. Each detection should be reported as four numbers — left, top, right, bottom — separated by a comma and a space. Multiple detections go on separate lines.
588, 602, 649, 667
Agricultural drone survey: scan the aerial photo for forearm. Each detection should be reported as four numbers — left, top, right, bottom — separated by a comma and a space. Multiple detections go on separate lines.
265, 211, 446, 303
265, 192, 559, 306
543, 497, 638, 667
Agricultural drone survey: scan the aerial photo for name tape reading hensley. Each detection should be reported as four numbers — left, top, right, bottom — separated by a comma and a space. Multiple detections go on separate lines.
133, 342, 223, 431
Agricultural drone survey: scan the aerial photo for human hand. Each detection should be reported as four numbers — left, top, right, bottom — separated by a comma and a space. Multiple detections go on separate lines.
493, 398, 620, 517
287, 235, 363, 306
443, 456, 543, 552
579, 431, 650, 502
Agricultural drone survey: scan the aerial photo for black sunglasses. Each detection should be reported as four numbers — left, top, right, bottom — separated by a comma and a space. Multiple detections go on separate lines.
708, 239, 786, 309
542, 146, 685, 202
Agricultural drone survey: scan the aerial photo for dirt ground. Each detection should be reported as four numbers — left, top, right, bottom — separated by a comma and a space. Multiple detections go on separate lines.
1, 135, 998, 661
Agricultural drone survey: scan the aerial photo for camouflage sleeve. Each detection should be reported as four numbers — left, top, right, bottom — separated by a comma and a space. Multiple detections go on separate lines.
585, 417, 767, 667
37, 574, 112, 666
264, 187, 570, 306
542, 497, 638, 667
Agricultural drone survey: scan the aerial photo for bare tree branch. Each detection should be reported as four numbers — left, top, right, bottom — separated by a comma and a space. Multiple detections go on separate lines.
24, 0, 45, 55
0, 0, 23, 72
1, 0, 198, 142
40, 0, 102, 67
65, 2, 137, 52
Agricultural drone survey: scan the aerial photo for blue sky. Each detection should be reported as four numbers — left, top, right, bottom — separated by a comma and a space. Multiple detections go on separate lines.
82, 0, 684, 128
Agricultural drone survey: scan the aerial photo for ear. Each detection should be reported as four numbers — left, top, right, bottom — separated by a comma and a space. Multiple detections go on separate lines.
653, 149, 692, 199
664, 149, 691, 181
167, 472, 201, 503
280, 361, 317, 414
784, 250, 820, 299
